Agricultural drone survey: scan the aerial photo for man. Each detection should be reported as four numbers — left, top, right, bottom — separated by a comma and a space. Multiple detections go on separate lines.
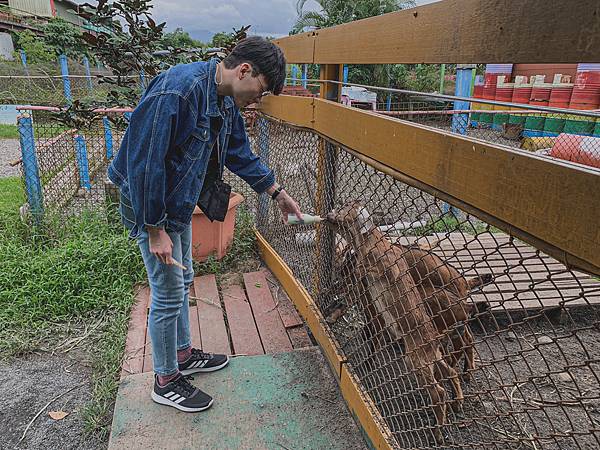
108, 36, 303, 412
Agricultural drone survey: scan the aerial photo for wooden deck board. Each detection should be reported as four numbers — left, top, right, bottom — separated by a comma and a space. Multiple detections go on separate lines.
243, 272, 293, 354
121, 286, 149, 379
194, 275, 231, 355
122, 271, 314, 378
222, 280, 264, 356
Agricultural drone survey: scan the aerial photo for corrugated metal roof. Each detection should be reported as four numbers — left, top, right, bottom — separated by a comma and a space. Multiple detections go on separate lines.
9, 0, 53, 17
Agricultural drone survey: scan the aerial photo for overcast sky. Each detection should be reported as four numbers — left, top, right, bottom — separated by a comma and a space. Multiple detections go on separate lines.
81, 0, 441, 42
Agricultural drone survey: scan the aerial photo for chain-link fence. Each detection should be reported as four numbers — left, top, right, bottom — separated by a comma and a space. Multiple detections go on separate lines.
367, 97, 600, 171
14, 107, 261, 222
0, 60, 133, 105
251, 114, 600, 449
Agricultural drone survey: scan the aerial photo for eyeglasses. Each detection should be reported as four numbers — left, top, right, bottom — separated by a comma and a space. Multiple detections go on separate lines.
256, 74, 271, 97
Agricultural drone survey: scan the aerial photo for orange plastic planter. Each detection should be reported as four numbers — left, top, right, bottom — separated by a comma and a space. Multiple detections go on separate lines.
191, 192, 244, 262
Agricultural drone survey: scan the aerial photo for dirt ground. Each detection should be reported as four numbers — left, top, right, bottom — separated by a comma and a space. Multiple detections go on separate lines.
0, 351, 103, 450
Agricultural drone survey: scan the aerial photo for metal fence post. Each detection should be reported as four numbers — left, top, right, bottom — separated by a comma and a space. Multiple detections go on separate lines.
451, 64, 475, 135
83, 56, 93, 92
59, 54, 72, 105
302, 64, 308, 88
19, 49, 29, 76
74, 134, 91, 191
139, 68, 146, 93
18, 115, 44, 221
257, 117, 270, 228
291, 65, 298, 86
103, 116, 114, 160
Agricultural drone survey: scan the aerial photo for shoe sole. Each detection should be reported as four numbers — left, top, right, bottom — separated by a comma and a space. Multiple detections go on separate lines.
151, 391, 213, 412
180, 356, 230, 376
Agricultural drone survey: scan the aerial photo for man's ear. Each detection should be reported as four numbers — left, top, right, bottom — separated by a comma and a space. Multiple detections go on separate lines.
238, 63, 252, 79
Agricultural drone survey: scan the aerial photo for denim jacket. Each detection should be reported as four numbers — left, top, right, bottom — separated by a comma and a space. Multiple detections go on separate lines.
107, 58, 274, 237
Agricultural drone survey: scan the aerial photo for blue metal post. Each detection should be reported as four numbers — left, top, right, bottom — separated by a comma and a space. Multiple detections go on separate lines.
139, 68, 146, 93
18, 115, 44, 221
451, 64, 476, 135
257, 117, 270, 226
59, 54, 72, 105
74, 135, 91, 191
103, 117, 114, 160
83, 56, 93, 92
386, 92, 392, 111
302, 64, 308, 88
343, 65, 348, 83
291, 65, 298, 86
19, 49, 29, 75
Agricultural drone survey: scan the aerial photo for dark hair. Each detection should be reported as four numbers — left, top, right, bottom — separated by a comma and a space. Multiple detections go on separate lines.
222, 36, 286, 95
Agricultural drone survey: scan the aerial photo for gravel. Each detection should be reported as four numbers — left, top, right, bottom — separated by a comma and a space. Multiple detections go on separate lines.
0, 352, 104, 450
0, 139, 21, 178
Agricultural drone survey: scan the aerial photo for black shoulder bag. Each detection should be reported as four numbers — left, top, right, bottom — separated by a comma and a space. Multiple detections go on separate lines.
197, 129, 231, 222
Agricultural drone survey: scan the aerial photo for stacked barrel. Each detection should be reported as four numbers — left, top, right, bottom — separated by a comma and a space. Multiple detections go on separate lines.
469, 63, 600, 139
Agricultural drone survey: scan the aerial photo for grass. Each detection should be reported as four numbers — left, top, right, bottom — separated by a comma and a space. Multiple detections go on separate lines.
0, 182, 259, 441
0, 124, 19, 139
0, 188, 146, 441
194, 206, 259, 276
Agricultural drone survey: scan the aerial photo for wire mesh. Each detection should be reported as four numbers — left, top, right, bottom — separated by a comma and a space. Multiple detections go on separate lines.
15, 108, 261, 222
252, 113, 600, 449
361, 98, 600, 171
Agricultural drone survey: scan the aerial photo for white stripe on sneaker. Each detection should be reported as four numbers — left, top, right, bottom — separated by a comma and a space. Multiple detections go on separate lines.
199, 360, 208, 368
175, 397, 186, 404
164, 391, 176, 399
170, 394, 181, 402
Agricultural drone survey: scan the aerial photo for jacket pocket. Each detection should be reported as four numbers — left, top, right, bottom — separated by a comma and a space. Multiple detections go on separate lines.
184, 125, 210, 160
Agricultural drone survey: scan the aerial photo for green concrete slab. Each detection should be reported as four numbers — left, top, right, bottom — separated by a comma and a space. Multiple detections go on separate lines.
109, 347, 367, 450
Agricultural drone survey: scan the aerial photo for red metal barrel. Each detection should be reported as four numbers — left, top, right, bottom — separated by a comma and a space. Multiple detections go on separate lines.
548, 85, 573, 108
550, 133, 600, 169
570, 71, 600, 109
512, 86, 532, 105
530, 84, 552, 106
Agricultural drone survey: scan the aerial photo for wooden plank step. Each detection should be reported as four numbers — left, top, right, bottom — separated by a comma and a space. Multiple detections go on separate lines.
243, 272, 292, 354
143, 313, 153, 373
121, 286, 149, 379
188, 281, 202, 351
222, 278, 264, 356
287, 327, 313, 349
194, 275, 231, 355
261, 269, 304, 329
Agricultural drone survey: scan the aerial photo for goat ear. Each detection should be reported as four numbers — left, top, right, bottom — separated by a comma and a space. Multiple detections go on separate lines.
357, 206, 375, 234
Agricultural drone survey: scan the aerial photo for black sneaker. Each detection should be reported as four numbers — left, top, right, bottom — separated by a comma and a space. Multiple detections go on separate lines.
151, 374, 213, 412
179, 348, 230, 375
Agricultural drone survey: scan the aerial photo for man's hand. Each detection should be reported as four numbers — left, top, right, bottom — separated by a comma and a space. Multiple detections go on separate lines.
147, 227, 175, 265
274, 190, 303, 224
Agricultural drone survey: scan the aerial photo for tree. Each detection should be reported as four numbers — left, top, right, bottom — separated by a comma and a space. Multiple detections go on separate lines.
210, 32, 231, 48
160, 28, 203, 50
13, 30, 54, 64
291, 0, 415, 34
42, 17, 87, 58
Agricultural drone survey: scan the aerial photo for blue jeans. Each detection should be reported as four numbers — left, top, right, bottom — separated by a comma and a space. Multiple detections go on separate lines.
120, 195, 194, 376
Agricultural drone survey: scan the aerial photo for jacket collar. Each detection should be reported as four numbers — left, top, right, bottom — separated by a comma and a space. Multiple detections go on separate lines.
206, 58, 234, 117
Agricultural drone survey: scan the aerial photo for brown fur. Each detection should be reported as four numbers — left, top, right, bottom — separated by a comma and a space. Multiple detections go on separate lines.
326, 201, 463, 442
326, 216, 491, 380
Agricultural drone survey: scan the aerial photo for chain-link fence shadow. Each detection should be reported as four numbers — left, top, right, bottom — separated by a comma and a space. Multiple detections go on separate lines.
253, 113, 600, 449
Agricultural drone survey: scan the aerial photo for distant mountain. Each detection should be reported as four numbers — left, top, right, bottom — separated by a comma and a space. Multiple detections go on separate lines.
188, 29, 218, 44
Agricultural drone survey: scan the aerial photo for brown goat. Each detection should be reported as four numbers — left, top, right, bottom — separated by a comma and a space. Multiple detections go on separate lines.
325, 208, 490, 380
326, 201, 463, 442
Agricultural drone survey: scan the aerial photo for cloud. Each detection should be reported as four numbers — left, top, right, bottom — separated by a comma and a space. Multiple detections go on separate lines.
149, 0, 298, 39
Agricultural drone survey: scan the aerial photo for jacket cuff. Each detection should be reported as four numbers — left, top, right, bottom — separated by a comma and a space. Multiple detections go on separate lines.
143, 215, 168, 231
251, 170, 276, 194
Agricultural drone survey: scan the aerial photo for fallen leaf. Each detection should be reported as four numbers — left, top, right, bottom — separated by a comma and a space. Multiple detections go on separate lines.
255, 283, 262, 288
49, 410, 69, 420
